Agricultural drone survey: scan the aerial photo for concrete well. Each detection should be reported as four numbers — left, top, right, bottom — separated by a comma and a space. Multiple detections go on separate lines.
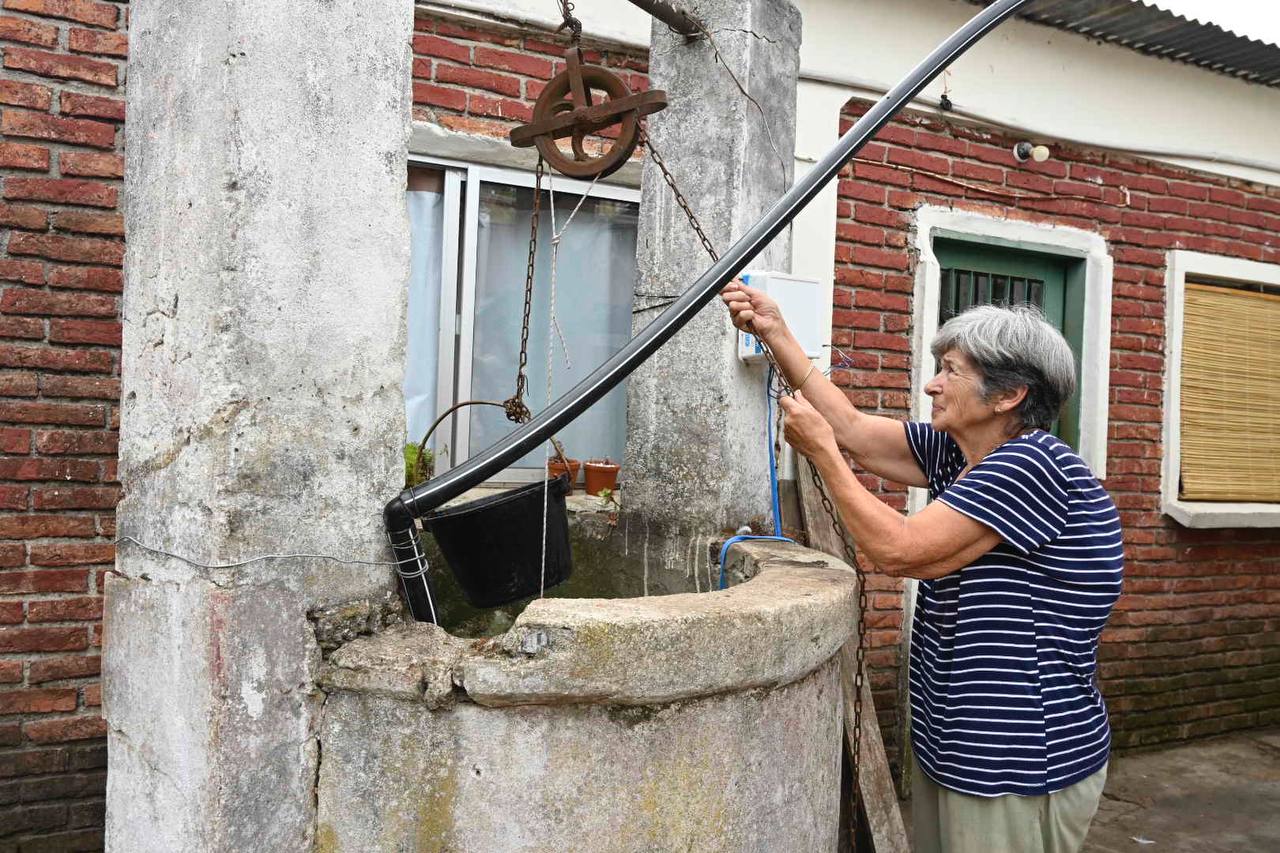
315, 540, 857, 852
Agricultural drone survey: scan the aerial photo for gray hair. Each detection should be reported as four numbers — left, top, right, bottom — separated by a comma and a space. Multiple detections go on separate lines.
930, 304, 1077, 431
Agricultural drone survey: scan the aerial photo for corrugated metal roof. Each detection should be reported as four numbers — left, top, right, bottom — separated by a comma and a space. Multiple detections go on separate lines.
975, 0, 1280, 87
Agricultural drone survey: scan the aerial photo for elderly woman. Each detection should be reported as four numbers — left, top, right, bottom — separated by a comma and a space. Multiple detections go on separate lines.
722, 283, 1123, 853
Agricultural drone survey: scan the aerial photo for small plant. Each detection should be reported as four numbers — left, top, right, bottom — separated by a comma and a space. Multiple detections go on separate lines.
595, 486, 621, 509
404, 443, 435, 488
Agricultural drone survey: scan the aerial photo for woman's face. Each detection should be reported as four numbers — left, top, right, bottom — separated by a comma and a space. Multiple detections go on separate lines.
924, 348, 994, 434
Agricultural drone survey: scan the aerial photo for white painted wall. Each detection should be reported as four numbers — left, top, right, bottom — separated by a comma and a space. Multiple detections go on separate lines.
797, 0, 1280, 185
423, 0, 1280, 184
420, 0, 1280, 375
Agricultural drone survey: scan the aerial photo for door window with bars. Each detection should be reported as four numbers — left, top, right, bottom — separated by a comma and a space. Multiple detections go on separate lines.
941, 270, 1047, 323
934, 238, 1081, 447
936, 238, 1068, 327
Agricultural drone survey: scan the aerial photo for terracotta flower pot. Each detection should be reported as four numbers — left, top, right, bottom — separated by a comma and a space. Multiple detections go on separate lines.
584, 458, 621, 497
547, 457, 581, 494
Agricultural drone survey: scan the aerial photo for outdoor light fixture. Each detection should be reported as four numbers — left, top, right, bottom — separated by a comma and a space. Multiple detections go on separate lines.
1013, 141, 1051, 163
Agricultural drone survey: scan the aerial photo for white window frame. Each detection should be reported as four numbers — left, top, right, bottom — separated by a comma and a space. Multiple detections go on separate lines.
908, 207, 1114, 521
1161, 250, 1280, 528
408, 153, 641, 483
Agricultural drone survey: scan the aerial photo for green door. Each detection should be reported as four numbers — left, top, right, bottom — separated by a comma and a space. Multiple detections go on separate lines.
933, 238, 1083, 450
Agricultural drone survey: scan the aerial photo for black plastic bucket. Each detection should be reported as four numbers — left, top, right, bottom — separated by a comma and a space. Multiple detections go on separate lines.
421, 475, 574, 608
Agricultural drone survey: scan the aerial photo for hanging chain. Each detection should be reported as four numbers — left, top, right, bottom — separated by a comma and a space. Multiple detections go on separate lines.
555, 0, 583, 44
505, 157, 546, 425
641, 122, 870, 848
638, 127, 719, 263
817, 460, 870, 848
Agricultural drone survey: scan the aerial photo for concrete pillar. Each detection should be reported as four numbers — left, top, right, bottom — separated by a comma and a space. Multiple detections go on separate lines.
624, 0, 801, 543
104, 2, 412, 850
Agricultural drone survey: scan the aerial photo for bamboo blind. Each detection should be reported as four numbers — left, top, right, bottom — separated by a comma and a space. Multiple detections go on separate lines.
1180, 282, 1280, 502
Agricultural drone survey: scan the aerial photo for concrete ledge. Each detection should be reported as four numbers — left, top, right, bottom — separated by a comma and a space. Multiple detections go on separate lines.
320, 540, 857, 708
320, 622, 470, 708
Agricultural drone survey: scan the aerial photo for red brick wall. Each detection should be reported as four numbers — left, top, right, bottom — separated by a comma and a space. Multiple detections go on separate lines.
410, 14, 648, 145
834, 98, 1280, 773
0, 0, 125, 847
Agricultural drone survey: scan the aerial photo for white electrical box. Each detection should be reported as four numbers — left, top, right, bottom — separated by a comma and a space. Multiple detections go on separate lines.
735, 270, 825, 363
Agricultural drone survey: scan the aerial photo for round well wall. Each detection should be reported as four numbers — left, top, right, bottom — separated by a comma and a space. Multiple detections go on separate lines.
316, 540, 858, 852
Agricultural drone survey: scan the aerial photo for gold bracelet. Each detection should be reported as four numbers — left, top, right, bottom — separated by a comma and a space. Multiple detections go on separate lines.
793, 363, 817, 393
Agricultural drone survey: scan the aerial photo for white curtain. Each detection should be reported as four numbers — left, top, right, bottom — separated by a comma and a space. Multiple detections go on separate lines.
404, 189, 444, 447
470, 183, 637, 469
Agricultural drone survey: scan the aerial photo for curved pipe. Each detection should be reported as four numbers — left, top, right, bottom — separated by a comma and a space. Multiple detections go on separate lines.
385, 496, 438, 623
399, 0, 1032, 515
385, 0, 1035, 619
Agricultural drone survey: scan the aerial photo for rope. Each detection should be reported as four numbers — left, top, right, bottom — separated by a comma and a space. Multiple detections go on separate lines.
541, 175, 560, 599
535, 168, 603, 598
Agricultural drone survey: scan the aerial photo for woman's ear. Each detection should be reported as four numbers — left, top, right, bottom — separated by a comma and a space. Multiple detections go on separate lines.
993, 385, 1029, 414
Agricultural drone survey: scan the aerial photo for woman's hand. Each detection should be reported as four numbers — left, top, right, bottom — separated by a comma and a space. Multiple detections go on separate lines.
779, 391, 839, 462
720, 280, 786, 344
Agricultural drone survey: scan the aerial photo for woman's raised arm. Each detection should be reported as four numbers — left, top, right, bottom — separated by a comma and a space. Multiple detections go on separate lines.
720, 282, 925, 488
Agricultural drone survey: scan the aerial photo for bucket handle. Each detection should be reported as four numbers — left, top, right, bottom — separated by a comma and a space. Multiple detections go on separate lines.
414, 400, 571, 483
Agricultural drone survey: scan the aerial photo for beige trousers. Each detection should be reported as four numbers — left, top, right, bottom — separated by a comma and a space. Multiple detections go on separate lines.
911, 757, 1107, 853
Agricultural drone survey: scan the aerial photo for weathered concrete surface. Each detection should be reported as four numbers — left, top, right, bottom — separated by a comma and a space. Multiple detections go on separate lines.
310, 590, 406, 654
319, 661, 840, 853
317, 543, 853, 851
1083, 728, 1280, 853
107, 1, 412, 850
104, 578, 321, 852
321, 621, 471, 707
327, 540, 857, 706
117, 0, 410, 599
462, 541, 855, 705
624, 0, 802, 564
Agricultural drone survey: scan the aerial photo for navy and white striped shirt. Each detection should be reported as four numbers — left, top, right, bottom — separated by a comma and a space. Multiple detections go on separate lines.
904, 423, 1123, 797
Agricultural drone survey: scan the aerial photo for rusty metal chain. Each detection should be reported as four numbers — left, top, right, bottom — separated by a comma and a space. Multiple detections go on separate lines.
641, 121, 870, 848
638, 127, 719, 263
505, 156, 545, 425
815, 459, 871, 848
556, 0, 583, 43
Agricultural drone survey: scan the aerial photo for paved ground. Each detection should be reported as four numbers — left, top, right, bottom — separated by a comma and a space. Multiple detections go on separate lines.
898, 728, 1280, 852
1083, 728, 1280, 853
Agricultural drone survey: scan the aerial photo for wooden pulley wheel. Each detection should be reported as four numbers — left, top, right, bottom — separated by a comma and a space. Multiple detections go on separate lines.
510, 48, 667, 179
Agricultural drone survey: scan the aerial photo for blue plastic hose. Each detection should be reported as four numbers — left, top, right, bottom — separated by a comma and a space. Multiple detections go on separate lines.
718, 367, 795, 589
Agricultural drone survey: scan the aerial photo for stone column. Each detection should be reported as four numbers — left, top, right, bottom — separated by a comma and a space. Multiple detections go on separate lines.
104, 2, 411, 850
624, 0, 801, 546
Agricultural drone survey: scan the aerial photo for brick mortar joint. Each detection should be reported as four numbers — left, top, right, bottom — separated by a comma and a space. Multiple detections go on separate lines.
415, 6, 646, 61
